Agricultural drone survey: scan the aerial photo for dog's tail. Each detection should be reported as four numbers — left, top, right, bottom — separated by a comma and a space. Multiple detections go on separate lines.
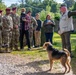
64, 48, 70, 56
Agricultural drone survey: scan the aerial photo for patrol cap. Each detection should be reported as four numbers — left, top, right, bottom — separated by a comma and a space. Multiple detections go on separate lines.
0, 10, 3, 13
60, 4, 67, 8
12, 7, 17, 11
6, 8, 11, 11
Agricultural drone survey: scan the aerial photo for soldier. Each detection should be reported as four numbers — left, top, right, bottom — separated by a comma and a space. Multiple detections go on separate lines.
30, 17, 37, 47
2, 8, 13, 52
10, 7, 20, 50
0, 10, 3, 52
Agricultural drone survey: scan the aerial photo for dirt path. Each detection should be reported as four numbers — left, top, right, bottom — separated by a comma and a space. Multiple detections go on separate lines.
0, 53, 75, 75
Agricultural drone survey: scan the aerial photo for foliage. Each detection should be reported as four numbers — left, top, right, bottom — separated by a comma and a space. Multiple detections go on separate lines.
72, 2, 76, 10
10, 3, 19, 8
18, 0, 61, 16
72, 2, 76, 18
39, 5, 54, 21
54, 13, 60, 20
1, 0, 76, 21
0, 2, 6, 14
63, 0, 75, 9
0, 0, 2, 3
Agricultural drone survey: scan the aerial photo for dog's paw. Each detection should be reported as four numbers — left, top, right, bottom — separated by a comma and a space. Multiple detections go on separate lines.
63, 71, 66, 74
48, 68, 51, 71
67, 70, 70, 73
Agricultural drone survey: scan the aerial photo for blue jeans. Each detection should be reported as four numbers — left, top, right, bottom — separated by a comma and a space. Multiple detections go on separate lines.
45, 32, 53, 44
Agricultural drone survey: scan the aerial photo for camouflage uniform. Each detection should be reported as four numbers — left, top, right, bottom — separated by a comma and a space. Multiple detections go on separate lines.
10, 13, 20, 50
2, 14, 13, 52
29, 17, 37, 46
0, 14, 3, 51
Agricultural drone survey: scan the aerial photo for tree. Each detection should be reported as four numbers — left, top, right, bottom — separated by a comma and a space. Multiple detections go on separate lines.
46, 5, 51, 11
39, 5, 54, 21
10, 3, 19, 8
72, 2, 76, 10
0, 2, 6, 14
51, 3, 59, 13
0, 0, 2, 3
25, 0, 32, 4
72, 2, 76, 18
63, 0, 75, 8
19, 0, 25, 7
10, 0, 60, 16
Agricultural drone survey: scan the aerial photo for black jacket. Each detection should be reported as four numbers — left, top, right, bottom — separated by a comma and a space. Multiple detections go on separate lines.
36, 19, 42, 31
20, 12, 26, 30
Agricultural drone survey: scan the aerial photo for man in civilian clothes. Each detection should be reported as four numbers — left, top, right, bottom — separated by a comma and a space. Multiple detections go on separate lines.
20, 8, 26, 50
22, 11, 31, 50
58, 4, 76, 58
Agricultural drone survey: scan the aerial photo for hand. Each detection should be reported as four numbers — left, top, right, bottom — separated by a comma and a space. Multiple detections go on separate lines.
10, 27, 13, 30
15, 25, 18, 29
48, 22, 52, 24
22, 17, 26, 21
58, 30, 61, 35
47, 22, 52, 24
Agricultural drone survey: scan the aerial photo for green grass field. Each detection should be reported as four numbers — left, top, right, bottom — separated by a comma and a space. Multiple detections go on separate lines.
12, 32, 76, 57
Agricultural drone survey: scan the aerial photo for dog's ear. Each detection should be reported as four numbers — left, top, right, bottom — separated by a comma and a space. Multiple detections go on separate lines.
48, 42, 52, 46
43, 42, 52, 48
43, 42, 48, 48
45, 43, 48, 47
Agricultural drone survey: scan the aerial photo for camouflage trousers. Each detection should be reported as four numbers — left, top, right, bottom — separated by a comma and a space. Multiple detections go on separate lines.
34, 31, 41, 46
10, 29, 19, 50
2, 29, 12, 51
0, 30, 2, 50
29, 28, 33, 46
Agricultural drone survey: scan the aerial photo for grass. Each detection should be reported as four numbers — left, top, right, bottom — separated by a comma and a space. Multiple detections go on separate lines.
11, 32, 76, 58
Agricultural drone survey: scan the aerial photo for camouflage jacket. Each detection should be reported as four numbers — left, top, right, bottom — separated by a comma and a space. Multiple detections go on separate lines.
0, 15, 3, 30
10, 13, 20, 28
2, 15, 13, 30
31, 17, 38, 30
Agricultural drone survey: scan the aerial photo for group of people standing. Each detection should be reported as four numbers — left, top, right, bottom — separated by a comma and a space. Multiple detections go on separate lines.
0, 7, 20, 53
0, 4, 76, 58
19, 8, 42, 50
0, 7, 42, 52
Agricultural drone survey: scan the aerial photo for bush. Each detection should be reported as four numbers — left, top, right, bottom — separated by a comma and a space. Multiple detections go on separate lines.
54, 13, 60, 21
39, 10, 55, 21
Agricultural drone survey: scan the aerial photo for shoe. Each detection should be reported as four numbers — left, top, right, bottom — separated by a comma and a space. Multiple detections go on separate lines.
32, 45, 35, 48
20, 48, 24, 51
6, 50, 12, 53
34, 46, 38, 48
2, 45, 5, 48
28, 48, 31, 50
15, 48, 20, 51
4, 50, 11, 53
